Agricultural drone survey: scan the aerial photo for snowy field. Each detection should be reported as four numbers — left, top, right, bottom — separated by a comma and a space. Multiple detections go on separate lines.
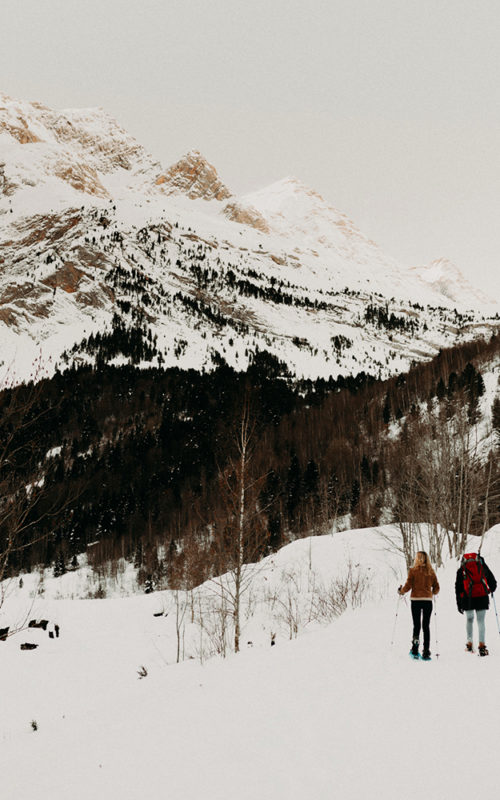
1, 523, 500, 800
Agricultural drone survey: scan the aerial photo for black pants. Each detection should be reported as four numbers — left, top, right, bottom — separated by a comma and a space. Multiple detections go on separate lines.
411, 600, 432, 650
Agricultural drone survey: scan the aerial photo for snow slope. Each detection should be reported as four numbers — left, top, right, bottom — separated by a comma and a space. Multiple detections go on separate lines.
1, 523, 500, 800
409, 257, 496, 311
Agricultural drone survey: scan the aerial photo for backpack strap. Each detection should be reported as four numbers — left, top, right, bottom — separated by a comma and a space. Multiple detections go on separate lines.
476, 554, 491, 594
462, 564, 473, 598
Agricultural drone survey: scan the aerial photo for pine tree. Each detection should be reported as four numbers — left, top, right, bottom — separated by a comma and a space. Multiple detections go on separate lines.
382, 393, 391, 424
436, 377, 446, 401
53, 552, 66, 578
286, 452, 302, 527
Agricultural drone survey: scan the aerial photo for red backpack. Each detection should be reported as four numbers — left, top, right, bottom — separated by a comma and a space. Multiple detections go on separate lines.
461, 553, 490, 599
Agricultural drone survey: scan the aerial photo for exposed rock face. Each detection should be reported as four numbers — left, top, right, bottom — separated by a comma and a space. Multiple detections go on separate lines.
46, 108, 146, 173
41, 262, 87, 294
0, 208, 116, 334
54, 163, 110, 199
0, 118, 40, 144
223, 200, 270, 233
1, 94, 233, 205
0, 162, 15, 196
156, 150, 232, 201
0, 92, 161, 203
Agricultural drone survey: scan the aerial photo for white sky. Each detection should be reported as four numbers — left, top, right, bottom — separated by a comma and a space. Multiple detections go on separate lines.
1, 0, 500, 296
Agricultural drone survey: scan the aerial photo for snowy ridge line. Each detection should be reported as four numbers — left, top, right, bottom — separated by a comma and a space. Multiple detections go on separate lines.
1, 91, 499, 385
0, 201, 497, 385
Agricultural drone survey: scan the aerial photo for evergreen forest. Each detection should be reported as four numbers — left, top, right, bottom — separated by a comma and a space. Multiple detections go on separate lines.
1, 332, 499, 591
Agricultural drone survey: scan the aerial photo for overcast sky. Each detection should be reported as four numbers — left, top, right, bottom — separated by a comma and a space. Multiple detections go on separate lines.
1, 0, 500, 296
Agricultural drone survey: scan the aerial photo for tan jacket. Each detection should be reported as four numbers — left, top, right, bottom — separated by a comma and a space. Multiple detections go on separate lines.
400, 566, 440, 600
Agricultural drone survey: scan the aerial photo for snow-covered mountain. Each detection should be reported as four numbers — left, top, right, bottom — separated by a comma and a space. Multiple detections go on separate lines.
1, 91, 498, 384
0, 91, 160, 205
408, 257, 495, 309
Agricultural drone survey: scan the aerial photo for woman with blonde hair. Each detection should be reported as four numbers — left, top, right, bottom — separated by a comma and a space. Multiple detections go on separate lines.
398, 551, 440, 660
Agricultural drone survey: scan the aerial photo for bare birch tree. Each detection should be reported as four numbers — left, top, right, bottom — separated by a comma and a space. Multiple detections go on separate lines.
210, 397, 271, 653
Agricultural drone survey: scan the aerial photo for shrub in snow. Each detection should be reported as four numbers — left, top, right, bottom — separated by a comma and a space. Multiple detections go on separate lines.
28, 619, 49, 630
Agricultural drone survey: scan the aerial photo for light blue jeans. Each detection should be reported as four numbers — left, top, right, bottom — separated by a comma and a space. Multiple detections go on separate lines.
465, 609, 486, 643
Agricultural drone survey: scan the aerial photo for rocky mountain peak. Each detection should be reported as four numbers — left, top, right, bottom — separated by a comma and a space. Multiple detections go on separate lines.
156, 150, 232, 201
240, 175, 380, 259
1, 90, 497, 388
0, 92, 160, 206
0, 93, 43, 144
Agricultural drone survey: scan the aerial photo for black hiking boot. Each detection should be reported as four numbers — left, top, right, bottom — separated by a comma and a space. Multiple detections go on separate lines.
421, 649, 431, 661
478, 643, 489, 657
410, 639, 419, 657
465, 641, 474, 653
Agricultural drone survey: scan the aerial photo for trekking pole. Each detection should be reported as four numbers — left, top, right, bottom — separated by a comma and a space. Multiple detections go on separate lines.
390, 591, 403, 646
492, 593, 500, 636
433, 595, 440, 659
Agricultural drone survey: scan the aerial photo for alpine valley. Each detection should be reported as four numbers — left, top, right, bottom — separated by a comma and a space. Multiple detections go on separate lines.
2, 14, 500, 796
1, 91, 500, 587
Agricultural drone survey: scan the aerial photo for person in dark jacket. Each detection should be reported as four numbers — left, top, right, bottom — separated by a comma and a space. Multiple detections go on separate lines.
455, 553, 497, 656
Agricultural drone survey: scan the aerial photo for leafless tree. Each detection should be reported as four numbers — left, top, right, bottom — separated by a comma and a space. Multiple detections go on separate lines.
389, 402, 500, 565
0, 378, 73, 619
209, 396, 271, 653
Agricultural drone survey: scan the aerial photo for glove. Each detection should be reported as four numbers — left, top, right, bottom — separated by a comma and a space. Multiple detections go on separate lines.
458, 607, 464, 615
398, 585, 403, 595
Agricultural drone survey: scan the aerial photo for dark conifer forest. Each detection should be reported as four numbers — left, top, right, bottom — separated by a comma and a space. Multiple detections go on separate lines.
1, 332, 499, 589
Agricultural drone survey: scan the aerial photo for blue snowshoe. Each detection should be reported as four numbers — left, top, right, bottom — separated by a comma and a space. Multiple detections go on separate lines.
409, 639, 419, 659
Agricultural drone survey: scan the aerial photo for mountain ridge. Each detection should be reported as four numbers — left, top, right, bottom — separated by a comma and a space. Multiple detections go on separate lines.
1, 91, 498, 385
